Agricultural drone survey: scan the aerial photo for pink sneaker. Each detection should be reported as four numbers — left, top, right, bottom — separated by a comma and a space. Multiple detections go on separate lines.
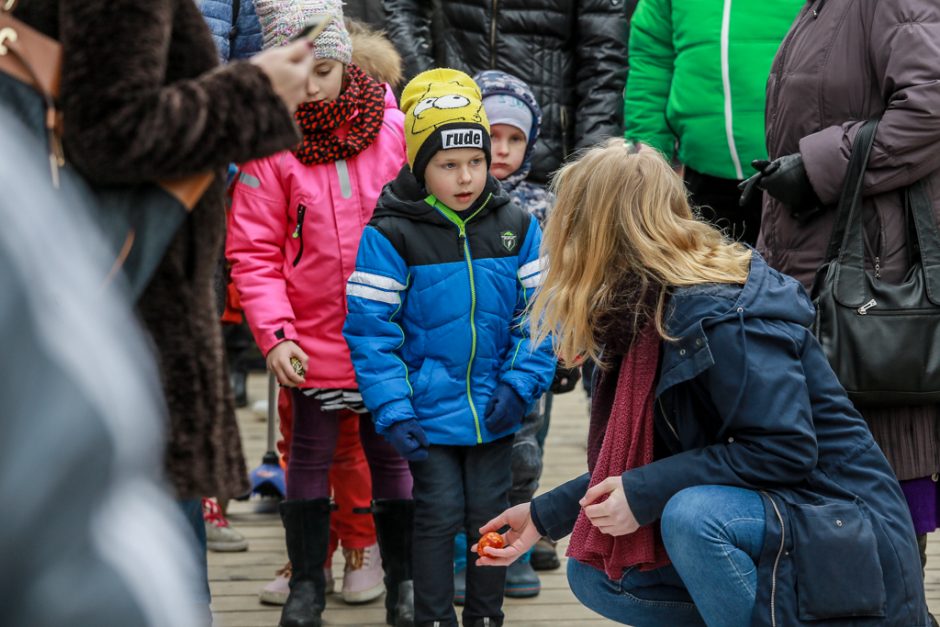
258, 562, 334, 605
340, 543, 385, 604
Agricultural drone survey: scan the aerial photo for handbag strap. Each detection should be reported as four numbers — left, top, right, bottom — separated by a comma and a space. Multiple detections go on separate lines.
824, 119, 879, 264
827, 119, 940, 305
907, 180, 940, 304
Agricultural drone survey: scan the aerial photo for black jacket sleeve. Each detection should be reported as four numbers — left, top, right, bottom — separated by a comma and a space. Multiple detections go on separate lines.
383, 0, 435, 82
530, 473, 591, 540
574, 0, 630, 150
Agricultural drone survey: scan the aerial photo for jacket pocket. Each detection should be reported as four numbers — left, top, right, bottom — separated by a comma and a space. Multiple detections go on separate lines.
789, 500, 886, 620
291, 203, 307, 267
411, 358, 436, 399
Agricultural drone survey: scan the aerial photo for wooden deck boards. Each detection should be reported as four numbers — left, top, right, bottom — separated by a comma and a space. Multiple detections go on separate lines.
210, 374, 940, 626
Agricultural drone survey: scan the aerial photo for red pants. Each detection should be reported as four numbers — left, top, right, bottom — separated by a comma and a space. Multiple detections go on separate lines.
277, 388, 376, 562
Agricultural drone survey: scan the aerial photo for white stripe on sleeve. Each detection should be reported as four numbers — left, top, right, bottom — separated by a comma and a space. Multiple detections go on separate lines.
521, 273, 543, 289
518, 258, 542, 280
347, 283, 402, 305
348, 271, 407, 291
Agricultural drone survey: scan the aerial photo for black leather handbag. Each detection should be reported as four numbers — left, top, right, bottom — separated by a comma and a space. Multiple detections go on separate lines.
811, 119, 940, 406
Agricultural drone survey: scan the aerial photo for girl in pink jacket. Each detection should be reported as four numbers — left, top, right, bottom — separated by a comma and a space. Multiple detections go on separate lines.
226, 4, 414, 626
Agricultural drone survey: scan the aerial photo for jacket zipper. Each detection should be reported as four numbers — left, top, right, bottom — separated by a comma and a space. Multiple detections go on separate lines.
560, 105, 570, 157
761, 491, 786, 627
489, 0, 498, 68
434, 194, 493, 443
292, 204, 307, 267
720, 0, 744, 179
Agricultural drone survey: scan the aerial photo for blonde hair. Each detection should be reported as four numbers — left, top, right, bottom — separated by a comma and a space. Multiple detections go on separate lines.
531, 139, 752, 365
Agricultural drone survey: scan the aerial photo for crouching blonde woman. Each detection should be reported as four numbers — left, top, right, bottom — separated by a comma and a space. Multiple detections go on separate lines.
474, 140, 931, 627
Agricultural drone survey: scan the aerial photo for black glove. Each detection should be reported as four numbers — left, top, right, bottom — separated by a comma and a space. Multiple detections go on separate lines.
738, 154, 822, 223
550, 364, 581, 394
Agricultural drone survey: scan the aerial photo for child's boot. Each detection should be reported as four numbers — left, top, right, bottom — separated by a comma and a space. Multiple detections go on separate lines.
373, 499, 416, 627
278, 498, 332, 627
503, 548, 540, 598
530, 537, 560, 570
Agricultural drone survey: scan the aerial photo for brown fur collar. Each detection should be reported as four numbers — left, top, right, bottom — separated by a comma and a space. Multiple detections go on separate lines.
348, 18, 403, 88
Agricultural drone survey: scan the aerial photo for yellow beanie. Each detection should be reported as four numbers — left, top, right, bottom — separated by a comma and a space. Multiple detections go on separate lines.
401, 68, 491, 182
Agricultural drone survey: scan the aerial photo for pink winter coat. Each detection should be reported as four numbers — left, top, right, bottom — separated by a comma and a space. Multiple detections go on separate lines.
227, 86, 406, 388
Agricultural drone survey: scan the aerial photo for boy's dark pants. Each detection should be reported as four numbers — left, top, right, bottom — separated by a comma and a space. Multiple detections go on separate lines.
410, 436, 513, 626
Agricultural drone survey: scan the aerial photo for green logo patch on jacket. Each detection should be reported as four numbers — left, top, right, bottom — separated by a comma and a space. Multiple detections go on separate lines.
501, 230, 517, 251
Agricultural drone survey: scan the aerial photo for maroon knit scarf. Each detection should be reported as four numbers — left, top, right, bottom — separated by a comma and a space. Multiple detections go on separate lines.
567, 323, 671, 579
293, 63, 385, 166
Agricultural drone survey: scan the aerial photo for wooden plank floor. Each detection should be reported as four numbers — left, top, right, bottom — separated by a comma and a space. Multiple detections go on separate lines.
211, 373, 940, 626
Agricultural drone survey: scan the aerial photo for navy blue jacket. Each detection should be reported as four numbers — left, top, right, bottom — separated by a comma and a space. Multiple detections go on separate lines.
197, 0, 262, 62
344, 168, 555, 446
531, 254, 928, 626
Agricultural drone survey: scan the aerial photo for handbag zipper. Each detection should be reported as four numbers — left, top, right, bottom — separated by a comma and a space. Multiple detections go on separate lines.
857, 299, 877, 315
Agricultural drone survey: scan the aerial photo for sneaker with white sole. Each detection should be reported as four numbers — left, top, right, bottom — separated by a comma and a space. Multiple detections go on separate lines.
340, 543, 385, 604
202, 498, 248, 552
259, 562, 334, 605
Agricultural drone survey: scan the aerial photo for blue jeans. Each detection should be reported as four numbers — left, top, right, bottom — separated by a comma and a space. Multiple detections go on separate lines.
568, 485, 765, 627
178, 499, 211, 605
410, 437, 513, 626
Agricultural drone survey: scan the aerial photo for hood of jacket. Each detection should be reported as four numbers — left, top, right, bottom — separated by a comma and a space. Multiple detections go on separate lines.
474, 70, 543, 190
373, 164, 511, 226
657, 251, 813, 396
666, 250, 813, 338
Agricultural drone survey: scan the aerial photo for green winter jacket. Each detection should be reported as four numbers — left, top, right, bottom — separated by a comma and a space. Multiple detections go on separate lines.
624, 0, 801, 180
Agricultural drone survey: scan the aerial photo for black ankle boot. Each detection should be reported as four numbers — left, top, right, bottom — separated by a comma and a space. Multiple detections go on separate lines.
279, 499, 331, 627
230, 367, 248, 408
373, 499, 416, 627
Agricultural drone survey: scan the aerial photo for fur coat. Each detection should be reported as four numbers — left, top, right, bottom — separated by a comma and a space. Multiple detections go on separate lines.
15, 0, 302, 499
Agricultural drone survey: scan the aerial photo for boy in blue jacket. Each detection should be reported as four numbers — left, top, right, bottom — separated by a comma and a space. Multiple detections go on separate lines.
343, 68, 555, 627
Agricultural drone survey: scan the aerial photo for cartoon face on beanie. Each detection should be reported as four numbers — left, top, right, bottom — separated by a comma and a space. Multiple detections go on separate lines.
255, 0, 353, 63
400, 69, 491, 183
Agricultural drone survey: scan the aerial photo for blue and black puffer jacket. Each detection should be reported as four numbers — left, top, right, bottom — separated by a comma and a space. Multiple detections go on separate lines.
197, 0, 262, 63
343, 167, 556, 446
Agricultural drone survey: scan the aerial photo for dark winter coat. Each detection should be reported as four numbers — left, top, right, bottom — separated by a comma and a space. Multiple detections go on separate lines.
14, 0, 301, 499
197, 0, 263, 62
344, 0, 387, 29
383, 0, 631, 184
758, 0, 940, 480
532, 254, 928, 626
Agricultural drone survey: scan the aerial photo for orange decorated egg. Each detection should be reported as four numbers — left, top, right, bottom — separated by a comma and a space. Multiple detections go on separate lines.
477, 532, 505, 557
